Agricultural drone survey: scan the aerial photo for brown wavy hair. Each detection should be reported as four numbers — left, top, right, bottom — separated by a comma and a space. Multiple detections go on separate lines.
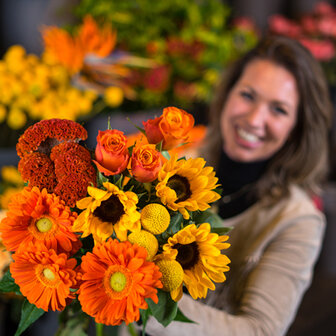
201, 35, 333, 201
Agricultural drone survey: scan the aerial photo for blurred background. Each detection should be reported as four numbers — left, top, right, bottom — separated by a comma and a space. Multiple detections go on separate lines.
1, 0, 336, 335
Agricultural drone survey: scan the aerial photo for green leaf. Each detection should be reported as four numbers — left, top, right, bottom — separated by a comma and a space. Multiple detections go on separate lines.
211, 226, 233, 235
140, 307, 151, 336
174, 307, 197, 324
0, 270, 20, 294
15, 300, 45, 336
161, 150, 170, 160
96, 170, 108, 187
146, 289, 178, 327
155, 140, 163, 152
193, 209, 221, 227
169, 212, 183, 234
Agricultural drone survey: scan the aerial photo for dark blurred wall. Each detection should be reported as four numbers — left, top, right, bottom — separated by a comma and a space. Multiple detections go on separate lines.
0, 0, 79, 56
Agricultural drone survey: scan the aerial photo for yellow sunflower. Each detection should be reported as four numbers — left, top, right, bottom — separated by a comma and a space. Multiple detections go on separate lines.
156, 155, 220, 219
73, 182, 141, 243
162, 223, 230, 301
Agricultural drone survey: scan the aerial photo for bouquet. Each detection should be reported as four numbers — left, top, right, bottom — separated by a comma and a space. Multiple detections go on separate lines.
0, 106, 231, 335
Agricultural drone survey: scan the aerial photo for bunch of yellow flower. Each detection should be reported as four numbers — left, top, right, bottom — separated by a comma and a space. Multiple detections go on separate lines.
0, 166, 25, 210
0, 45, 97, 130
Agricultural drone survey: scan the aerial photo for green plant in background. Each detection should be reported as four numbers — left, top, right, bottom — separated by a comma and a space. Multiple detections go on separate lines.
74, 0, 258, 110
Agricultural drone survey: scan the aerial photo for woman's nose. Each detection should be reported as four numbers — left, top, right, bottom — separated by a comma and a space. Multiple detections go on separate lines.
246, 104, 266, 128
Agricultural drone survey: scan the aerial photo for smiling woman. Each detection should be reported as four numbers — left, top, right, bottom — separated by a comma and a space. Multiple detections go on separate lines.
140, 35, 333, 336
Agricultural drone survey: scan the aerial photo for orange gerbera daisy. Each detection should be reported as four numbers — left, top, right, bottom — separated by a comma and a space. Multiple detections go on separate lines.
78, 239, 162, 325
10, 242, 77, 311
0, 186, 81, 255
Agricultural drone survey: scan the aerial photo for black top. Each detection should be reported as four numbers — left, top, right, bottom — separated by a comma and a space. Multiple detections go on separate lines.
216, 150, 270, 219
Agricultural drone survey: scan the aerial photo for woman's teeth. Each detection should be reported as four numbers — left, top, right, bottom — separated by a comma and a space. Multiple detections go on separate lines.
237, 128, 259, 143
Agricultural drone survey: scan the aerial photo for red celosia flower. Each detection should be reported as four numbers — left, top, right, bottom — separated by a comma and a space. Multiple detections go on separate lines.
16, 119, 96, 207
0, 186, 81, 255
78, 239, 162, 325
18, 152, 57, 192
16, 119, 87, 158
10, 242, 78, 311
51, 142, 96, 206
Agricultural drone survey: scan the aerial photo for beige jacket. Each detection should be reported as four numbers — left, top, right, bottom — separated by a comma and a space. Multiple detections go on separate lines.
142, 185, 325, 336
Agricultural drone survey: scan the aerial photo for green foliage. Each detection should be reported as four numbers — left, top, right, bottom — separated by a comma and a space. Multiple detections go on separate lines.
146, 289, 178, 327
74, 0, 258, 109
0, 270, 21, 294
14, 300, 45, 336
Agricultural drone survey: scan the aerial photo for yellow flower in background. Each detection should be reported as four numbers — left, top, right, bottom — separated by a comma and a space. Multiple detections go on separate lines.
162, 223, 230, 301
0, 104, 6, 123
1, 166, 23, 185
7, 107, 26, 130
0, 187, 22, 209
73, 182, 141, 243
156, 155, 221, 219
104, 86, 124, 107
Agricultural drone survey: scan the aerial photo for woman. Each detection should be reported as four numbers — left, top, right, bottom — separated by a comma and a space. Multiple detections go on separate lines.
143, 36, 333, 335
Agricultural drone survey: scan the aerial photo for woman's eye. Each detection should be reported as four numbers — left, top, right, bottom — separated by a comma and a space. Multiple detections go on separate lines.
273, 106, 288, 115
240, 91, 254, 101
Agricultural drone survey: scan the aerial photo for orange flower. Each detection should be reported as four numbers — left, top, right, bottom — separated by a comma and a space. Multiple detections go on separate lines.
78, 239, 162, 325
131, 144, 163, 182
0, 186, 81, 255
143, 107, 195, 150
10, 242, 77, 311
78, 15, 117, 57
42, 26, 84, 74
93, 129, 130, 176
143, 117, 163, 144
17, 119, 95, 207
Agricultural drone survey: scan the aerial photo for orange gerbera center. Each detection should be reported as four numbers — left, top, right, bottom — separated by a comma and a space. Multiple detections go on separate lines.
110, 272, 127, 292
36, 265, 60, 288
104, 265, 132, 299
43, 268, 56, 281
36, 217, 53, 233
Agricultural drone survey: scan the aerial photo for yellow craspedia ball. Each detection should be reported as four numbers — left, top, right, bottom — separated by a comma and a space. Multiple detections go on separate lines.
141, 203, 171, 235
156, 258, 184, 292
128, 230, 158, 260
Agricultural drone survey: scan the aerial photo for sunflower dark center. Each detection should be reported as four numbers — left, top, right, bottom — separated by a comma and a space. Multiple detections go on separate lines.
174, 242, 199, 270
167, 174, 191, 203
93, 195, 124, 224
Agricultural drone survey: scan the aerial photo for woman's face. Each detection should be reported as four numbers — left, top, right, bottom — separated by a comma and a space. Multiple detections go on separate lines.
220, 59, 299, 162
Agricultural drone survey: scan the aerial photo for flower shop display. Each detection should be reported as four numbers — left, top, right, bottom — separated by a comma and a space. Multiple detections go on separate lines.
0, 44, 98, 148
268, 1, 336, 84
73, 0, 258, 109
0, 165, 24, 210
0, 106, 231, 335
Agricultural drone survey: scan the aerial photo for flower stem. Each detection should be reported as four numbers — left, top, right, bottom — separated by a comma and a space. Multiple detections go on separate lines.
127, 323, 137, 336
96, 322, 104, 336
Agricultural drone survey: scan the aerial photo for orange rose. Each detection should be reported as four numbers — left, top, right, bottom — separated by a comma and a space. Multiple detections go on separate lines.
143, 107, 194, 150
143, 116, 164, 144
93, 130, 130, 176
131, 144, 162, 183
